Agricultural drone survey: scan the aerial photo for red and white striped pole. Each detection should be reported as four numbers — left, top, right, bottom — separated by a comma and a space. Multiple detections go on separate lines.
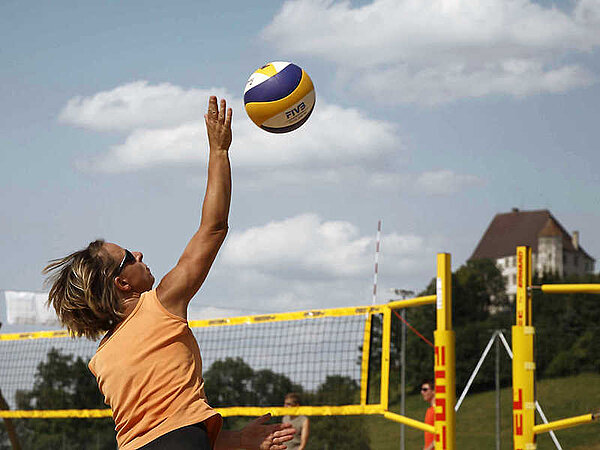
372, 220, 382, 305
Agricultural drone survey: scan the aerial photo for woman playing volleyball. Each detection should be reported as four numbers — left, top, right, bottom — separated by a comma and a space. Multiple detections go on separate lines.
43, 96, 294, 450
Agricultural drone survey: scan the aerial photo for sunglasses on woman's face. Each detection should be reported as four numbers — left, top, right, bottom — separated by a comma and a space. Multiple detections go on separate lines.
117, 249, 136, 274
421, 387, 430, 392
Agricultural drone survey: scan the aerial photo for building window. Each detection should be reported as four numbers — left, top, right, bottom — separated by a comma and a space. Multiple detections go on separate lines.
574, 255, 579, 266
512, 274, 517, 285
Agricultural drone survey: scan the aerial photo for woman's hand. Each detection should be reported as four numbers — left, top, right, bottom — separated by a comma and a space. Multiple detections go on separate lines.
242, 414, 295, 450
205, 95, 232, 152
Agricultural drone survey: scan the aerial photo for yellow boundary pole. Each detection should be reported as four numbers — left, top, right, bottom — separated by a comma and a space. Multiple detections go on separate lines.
512, 246, 535, 450
434, 253, 455, 450
512, 246, 600, 449
380, 307, 392, 411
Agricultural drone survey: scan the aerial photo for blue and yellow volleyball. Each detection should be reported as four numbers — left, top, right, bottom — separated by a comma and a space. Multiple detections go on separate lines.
244, 61, 316, 133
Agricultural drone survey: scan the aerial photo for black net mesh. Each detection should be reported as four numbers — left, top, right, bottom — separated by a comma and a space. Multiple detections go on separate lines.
0, 313, 374, 411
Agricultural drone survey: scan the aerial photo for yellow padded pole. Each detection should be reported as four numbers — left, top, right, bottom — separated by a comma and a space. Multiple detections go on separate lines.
539, 284, 600, 294
360, 314, 372, 405
513, 246, 535, 450
384, 411, 436, 433
380, 307, 392, 410
434, 253, 455, 450
533, 413, 597, 434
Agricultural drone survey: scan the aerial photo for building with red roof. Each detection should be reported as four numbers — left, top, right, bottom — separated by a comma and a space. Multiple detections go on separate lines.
471, 209, 595, 298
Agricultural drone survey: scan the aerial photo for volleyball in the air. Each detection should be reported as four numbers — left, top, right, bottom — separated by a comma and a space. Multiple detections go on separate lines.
243, 61, 315, 133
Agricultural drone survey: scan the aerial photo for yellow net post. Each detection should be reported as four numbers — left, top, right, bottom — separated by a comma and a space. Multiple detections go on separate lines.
512, 246, 536, 450
434, 253, 455, 450
380, 307, 392, 411
360, 314, 372, 406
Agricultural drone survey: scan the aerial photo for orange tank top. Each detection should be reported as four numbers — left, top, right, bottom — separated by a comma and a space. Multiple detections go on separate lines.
424, 405, 435, 447
88, 290, 222, 449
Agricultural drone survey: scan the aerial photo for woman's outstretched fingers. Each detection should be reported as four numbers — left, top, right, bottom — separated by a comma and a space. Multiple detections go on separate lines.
207, 95, 218, 117
274, 425, 295, 442
218, 98, 226, 123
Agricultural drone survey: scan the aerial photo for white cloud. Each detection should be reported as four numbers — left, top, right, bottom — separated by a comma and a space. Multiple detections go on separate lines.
368, 169, 484, 195
221, 213, 434, 278
263, 0, 600, 104
61, 82, 484, 196
414, 170, 484, 195
59, 81, 229, 131
63, 81, 402, 173
212, 213, 442, 309
187, 305, 249, 320
221, 214, 371, 278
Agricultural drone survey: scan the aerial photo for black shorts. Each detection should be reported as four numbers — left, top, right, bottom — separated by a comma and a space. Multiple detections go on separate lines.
138, 422, 210, 450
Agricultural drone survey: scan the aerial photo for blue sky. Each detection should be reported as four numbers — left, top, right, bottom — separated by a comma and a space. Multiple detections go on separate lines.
1, 0, 599, 331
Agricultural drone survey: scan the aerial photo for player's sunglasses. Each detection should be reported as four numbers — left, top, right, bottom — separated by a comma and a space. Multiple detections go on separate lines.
117, 249, 136, 274
421, 387, 430, 392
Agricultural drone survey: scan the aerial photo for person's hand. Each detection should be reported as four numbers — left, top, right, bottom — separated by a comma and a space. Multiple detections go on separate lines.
205, 95, 232, 152
241, 414, 295, 450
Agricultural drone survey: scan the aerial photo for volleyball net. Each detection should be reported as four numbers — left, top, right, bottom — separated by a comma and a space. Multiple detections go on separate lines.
1, 254, 455, 447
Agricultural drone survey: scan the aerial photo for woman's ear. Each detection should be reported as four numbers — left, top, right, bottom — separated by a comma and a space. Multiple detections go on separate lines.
114, 276, 131, 293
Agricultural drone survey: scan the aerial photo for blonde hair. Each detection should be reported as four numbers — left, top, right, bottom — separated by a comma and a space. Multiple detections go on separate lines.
43, 239, 124, 340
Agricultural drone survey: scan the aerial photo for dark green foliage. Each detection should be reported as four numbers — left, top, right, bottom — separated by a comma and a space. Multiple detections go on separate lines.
203, 357, 303, 408
305, 376, 370, 450
203, 357, 303, 429
533, 272, 600, 379
12, 348, 116, 450
308, 415, 371, 450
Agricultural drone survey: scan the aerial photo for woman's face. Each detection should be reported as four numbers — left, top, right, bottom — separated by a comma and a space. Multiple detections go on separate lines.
284, 398, 298, 407
104, 242, 155, 293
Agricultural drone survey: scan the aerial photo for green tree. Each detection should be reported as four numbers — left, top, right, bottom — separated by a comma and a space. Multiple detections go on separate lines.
203, 357, 256, 408
250, 368, 303, 407
13, 347, 115, 450
533, 272, 600, 379
203, 357, 302, 408
203, 357, 303, 429
307, 376, 370, 450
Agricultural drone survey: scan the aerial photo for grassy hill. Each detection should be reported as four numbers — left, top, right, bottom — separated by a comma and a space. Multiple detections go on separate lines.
363, 373, 600, 450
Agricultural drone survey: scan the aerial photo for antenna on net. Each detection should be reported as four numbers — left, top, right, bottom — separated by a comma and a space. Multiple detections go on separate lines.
372, 220, 382, 305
